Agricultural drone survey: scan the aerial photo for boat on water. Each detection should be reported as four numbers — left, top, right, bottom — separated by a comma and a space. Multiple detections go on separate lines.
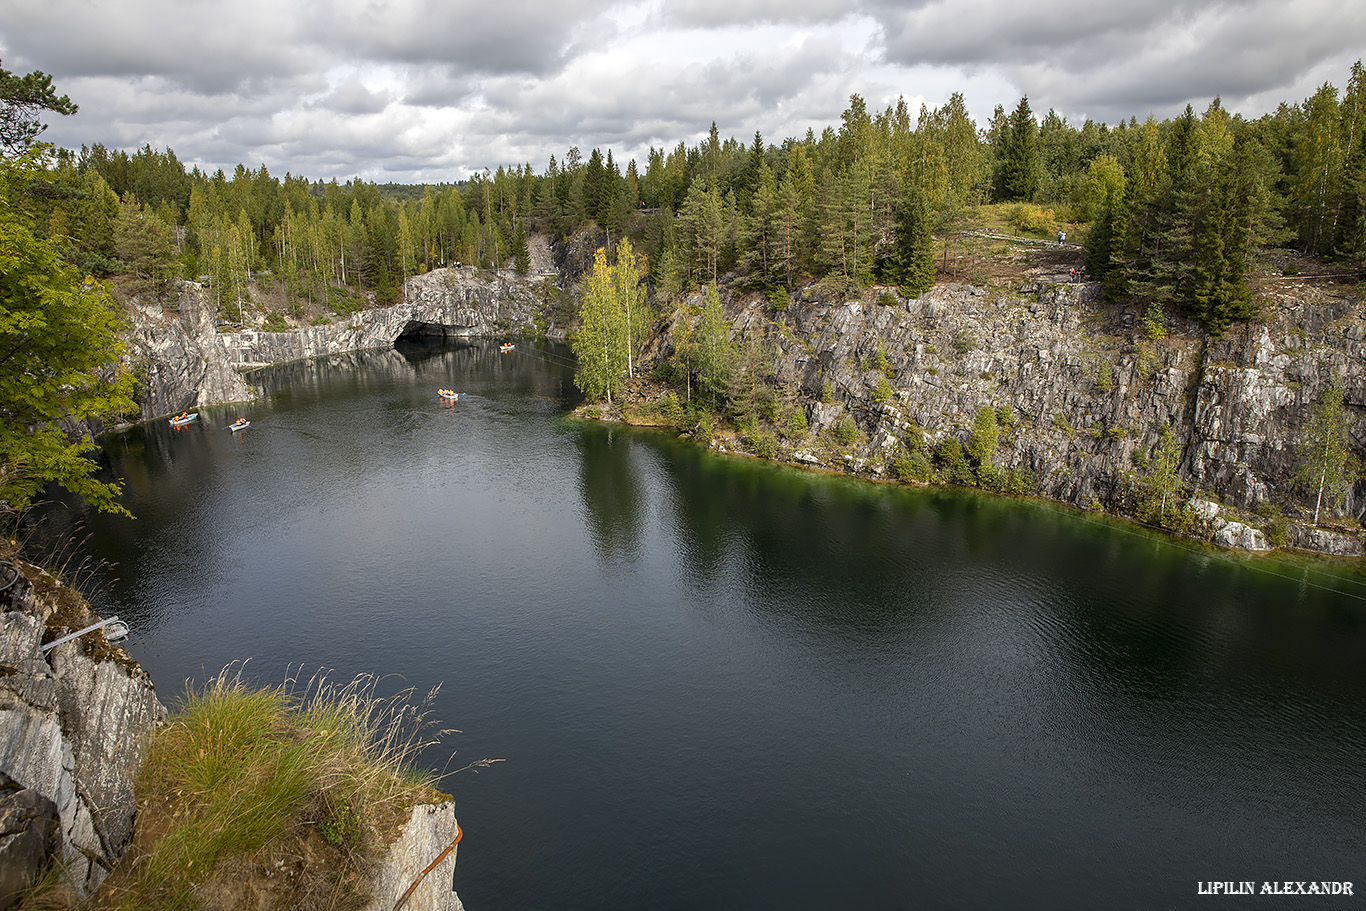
229, 419, 251, 432
437, 390, 463, 401
169, 412, 199, 427
500, 343, 515, 352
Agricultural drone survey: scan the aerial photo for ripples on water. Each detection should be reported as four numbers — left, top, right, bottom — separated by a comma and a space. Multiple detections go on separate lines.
33, 340, 1366, 910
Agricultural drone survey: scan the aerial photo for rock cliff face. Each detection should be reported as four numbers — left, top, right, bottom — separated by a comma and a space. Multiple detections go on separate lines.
124, 267, 558, 421
0, 560, 166, 902
364, 802, 465, 911
644, 278, 1365, 550
123, 252, 1365, 553
122, 281, 256, 418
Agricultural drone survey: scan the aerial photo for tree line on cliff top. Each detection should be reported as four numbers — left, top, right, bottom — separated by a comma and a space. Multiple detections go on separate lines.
18, 59, 1363, 339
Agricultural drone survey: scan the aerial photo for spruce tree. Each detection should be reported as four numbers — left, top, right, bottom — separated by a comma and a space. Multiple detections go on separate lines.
886, 170, 935, 296
1001, 96, 1039, 202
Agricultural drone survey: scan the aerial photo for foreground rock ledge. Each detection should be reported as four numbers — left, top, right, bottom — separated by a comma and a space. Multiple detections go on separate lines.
0, 560, 464, 910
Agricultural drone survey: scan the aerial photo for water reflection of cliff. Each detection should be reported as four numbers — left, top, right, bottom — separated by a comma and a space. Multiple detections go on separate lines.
242, 339, 579, 406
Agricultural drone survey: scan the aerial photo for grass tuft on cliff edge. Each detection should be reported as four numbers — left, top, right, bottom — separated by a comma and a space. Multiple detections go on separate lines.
93, 666, 452, 911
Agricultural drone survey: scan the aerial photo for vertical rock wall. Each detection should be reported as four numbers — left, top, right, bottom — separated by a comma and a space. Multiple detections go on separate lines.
124, 267, 559, 421
649, 279, 1365, 542
0, 562, 166, 902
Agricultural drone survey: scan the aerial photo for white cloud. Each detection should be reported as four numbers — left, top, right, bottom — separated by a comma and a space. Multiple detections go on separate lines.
2, 0, 1362, 183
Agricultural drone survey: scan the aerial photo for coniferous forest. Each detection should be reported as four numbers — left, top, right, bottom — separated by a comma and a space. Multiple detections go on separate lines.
19, 60, 1366, 342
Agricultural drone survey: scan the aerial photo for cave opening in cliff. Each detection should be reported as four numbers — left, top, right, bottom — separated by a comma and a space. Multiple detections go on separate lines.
395, 320, 450, 342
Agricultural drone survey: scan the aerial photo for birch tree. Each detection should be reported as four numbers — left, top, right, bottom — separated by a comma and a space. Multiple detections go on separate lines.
1296, 383, 1360, 525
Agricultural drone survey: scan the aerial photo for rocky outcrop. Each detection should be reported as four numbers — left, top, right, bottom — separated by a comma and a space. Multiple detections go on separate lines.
122, 281, 256, 418
0, 561, 470, 909
0, 561, 166, 902
0, 771, 58, 908
124, 267, 560, 421
364, 802, 465, 911
643, 277, 1366, 555
218, 268, 556, 370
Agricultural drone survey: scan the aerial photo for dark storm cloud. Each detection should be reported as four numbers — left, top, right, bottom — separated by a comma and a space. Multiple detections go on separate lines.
4, 0, 316, 94
313, 0, 599, 76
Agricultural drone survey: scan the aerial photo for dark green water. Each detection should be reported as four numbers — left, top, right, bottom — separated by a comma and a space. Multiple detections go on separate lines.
40, 340, 1366, 909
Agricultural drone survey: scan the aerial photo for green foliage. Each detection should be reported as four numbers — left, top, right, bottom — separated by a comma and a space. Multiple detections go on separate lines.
572, 239, 643, 404
1142, 304, 1167, 340
0, 60, 77, 155
1, 153, 136, 516
745, 429, 778, 459
784, 403, 809, 438
1294, 382, 1361, 525
1137, 423, 1187, 529
1005, 203, 1056, 236
832, 415, 860, 446
967, 406, 999, 468
684, 281, 734, 403
114, 197, 178, 296
999, 96, 1039, 202
934, 436, 976, 485
872, 375, 893, 403
1258, 503, 1290, 548
512, 221, 531, 274
891, 447, 934, 483
884, 172, 936, 295
260, 310, 287, 332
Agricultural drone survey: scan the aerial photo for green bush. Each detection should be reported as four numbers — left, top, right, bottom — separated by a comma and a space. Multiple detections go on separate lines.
891, 448, 934, 482
1259, 504, 1290, 548
746, 430, 778, 459
832, 415, 861, 446
872, 376, 892, 403
935, 436, 975, 485
1006, 203, 1057, 237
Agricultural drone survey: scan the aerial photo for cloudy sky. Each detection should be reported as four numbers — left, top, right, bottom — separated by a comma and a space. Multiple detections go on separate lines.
3, 0, 1362, 184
